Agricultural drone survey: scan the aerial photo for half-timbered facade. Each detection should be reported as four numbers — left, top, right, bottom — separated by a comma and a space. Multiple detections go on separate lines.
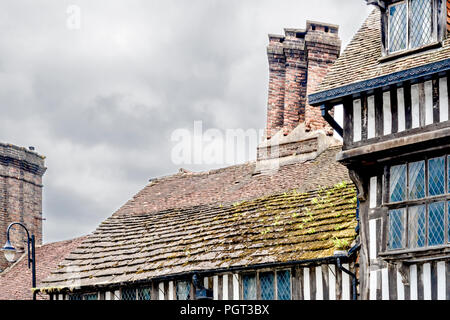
309, 0, 450, 300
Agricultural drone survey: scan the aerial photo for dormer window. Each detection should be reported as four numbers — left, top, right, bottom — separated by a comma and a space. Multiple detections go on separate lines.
388, 0, 435, 53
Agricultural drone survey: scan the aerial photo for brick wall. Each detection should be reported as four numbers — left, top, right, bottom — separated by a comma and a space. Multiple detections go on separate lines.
266, 35, 286, 138
447, 0, 450, 34
265, 21, 341, 139
304, 22, 341, 133
0, 143, 46, 271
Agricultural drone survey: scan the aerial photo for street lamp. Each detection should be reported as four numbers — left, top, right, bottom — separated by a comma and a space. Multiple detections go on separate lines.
1, 222, 37, 300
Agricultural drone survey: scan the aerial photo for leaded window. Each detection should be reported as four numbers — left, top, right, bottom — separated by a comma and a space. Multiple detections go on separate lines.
276, 270, 291, 300
83, 293, 98, 300
137, 288, 151, 300
260, 272, 274, 300
68, 294, 82, 300
176, 281, 191, 300
243, 274, 257, 300
408, 205, 426, 248
121, 288, 137, 300
243, 270, 291, 300
387, 0, 436, 54
390, 164, 406, 202
428, 156, 445, 196
409, 161, 425, 199
388, 208, 406, 249
386, 154, 450, 251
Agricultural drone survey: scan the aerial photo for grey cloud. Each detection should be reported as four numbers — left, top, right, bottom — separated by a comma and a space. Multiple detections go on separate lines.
0, 0, 371, 243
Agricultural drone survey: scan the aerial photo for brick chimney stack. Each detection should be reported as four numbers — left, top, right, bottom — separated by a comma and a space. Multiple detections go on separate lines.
264, 21, 341, 139
0, 143, 46, 271
266, 34, 286, 138
257, 21, 341, 170
282, 28, 307, 136
304, 21, 341, 132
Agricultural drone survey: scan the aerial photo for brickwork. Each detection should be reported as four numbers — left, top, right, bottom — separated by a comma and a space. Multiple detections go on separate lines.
265, 21, 341, 139
266, 35, 286, 138
0, 143, 46, 271
447, 0, 450, 34
305, 22, 341, 133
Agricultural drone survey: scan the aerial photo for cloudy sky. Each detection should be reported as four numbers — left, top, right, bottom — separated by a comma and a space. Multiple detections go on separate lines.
0, 0, 373, 243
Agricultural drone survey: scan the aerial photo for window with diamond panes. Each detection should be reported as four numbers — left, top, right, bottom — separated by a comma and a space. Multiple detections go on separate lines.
260, 272, 274, 300
408, 205, 426, 248
428, 157, 445, 196
428, 201, 445, 246
448, 201, 450, 243
390, 164, 407, 202
68, 294, 82, 300
387, 0, 435, 54
276, 270, 291, 300
389, 208, 406, 249
176, 281, 191, 300
389, 2, 407, 53
410, 0, 433, 48
83, 293, 98, 300
137, 288, 151, 300
243, 274, 257, 300
121, 288, 137, 300
409, 161, 425, 199
387, 155, 449, 251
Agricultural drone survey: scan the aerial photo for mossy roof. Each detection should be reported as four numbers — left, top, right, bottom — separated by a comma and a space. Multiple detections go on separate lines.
39, 182, 357, 290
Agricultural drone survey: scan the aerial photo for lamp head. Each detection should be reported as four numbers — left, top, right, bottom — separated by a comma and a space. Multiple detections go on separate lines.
2, 240, 16, 262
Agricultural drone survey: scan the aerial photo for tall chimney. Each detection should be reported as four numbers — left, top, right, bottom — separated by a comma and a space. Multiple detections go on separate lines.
304, 21, 341, 133
282, 29, 308, 136
258, 20, 341, 167
266, 35, 286, 139
263, 21, 340, 140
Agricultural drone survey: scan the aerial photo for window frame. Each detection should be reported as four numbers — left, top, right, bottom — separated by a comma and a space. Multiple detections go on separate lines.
241, 269, 292, 301
383, 153, 450, 254
175, 279, 192, 300
82, 292, 99, 300
385, 0, 438, 55
120, 286, 152, 301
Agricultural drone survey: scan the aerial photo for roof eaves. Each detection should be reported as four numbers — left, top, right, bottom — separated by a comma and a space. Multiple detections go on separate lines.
308, 57, 450, 106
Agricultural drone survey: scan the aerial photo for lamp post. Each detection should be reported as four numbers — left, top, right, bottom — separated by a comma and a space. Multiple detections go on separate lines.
1, 222, 37, 300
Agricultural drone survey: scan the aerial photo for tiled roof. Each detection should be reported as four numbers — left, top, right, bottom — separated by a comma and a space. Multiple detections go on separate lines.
0, 236, 86, 300
313, 9, 450, 95
38, 146, 357, 291
114, 146, 349, 217
40, 183, 356, 291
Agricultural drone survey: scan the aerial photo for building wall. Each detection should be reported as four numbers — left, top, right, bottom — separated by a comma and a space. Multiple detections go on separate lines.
56, 263, 358, 301
0, 143, 46, 271
357, 173, 450, 300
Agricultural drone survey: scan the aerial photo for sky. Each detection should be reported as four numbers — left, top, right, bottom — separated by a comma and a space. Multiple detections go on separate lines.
0, 0, 374, 243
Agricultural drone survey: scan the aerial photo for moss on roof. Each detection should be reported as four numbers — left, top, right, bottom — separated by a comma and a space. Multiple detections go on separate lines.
40, 181, 357, 291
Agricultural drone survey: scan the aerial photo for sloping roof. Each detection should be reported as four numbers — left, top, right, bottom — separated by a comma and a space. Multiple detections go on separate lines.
0, 236, 86, 300
312, 9, 450, 97
40, 183, 356, 291
38, 146, 357, 291
114, 146, 349, 217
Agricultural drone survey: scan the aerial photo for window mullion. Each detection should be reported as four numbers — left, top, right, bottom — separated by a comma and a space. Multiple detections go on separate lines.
274, 271, 278, 301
